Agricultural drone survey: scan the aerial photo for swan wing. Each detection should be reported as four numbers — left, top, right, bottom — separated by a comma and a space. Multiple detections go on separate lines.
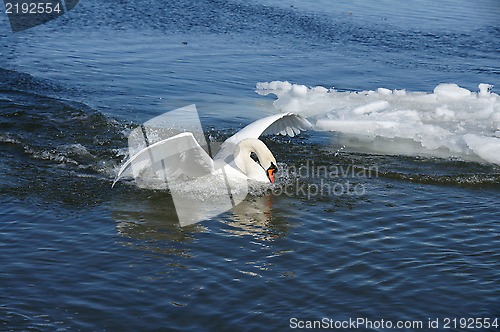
259, 112, 312, 138
226, 113, 311, 144
215, 113, 311, 161
113, 132, 214, 187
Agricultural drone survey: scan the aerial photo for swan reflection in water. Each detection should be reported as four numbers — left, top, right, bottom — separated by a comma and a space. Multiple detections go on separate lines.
111, 189, 289, 247
222, 194, 289, 240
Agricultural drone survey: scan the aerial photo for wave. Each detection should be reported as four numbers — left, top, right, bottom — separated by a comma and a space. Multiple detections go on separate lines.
257, 81, 500, 165
0, 68, 130, 205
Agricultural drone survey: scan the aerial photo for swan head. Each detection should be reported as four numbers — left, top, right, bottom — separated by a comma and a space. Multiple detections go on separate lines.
234, 138, 278, 183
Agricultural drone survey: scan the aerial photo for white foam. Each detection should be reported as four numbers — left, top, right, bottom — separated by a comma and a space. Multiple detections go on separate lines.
257, 81, 500, 164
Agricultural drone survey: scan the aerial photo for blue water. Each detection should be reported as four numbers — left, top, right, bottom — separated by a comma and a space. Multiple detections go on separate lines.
1, 0, 499, 331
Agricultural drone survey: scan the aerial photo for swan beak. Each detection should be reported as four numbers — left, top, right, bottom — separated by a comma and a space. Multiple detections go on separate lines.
267, 163, 277, 184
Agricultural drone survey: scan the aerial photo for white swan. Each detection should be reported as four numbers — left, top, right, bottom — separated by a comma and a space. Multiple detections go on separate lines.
112, 112, 311, 187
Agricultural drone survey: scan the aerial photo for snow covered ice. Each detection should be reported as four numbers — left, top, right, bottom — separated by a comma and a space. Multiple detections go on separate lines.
257, 81, 500, 164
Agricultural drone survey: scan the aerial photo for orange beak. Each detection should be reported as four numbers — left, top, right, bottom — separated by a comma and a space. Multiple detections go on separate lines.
266, 163, 277, 183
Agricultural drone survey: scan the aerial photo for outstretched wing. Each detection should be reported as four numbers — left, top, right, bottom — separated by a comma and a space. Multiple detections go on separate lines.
113, 132, 214, 187
223, 112, 311, 145
215, 113, 312, 162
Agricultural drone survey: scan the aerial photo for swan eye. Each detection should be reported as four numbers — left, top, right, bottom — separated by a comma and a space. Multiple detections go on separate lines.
250, 152, 260, 165
266, 162, 277, 183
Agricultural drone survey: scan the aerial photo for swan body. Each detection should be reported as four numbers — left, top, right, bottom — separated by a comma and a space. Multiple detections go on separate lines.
113, 112, 311, 187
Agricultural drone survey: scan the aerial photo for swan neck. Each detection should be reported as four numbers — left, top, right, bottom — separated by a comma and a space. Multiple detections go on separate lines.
234, 139, 276, 176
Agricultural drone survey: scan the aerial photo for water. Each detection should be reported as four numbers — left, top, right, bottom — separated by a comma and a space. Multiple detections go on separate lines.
1, 0, 499, 330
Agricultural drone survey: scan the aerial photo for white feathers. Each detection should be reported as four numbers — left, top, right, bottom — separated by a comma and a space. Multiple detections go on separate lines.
113, 113, 311, 187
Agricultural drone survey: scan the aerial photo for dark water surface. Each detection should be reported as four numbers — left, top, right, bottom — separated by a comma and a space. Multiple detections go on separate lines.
1, 0, 499, 331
